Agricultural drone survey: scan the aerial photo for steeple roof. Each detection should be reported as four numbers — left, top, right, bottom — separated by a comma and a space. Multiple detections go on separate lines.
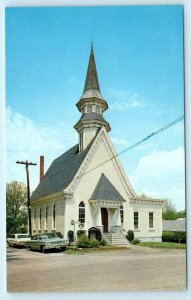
77, 46, 108, 106
74, 112, 111, 132
83, 45, 100, 92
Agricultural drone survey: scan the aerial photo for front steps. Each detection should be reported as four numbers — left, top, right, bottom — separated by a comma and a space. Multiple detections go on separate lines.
102, 232, 130, 246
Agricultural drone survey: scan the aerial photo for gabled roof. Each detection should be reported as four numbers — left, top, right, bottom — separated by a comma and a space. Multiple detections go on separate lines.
90, 173, 125, 201
31, 141, 93, 202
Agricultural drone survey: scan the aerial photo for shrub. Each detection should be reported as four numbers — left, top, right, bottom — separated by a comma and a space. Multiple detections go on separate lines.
99, 239, 107, 246
56, 232, 63, 238
76, 234, 91, 248
76, 234, 100, 248
89, 240, 99, 248
67, 230, 74, 245
132, 238, 140, 244
77, 230, 86, 239
162, 231, 186, 243
126, 230, 134, 243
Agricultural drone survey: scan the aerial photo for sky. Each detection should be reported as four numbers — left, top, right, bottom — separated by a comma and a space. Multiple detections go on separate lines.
6, 5, 185, 210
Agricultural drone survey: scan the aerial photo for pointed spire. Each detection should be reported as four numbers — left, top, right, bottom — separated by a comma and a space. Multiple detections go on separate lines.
83, 45, 100, 92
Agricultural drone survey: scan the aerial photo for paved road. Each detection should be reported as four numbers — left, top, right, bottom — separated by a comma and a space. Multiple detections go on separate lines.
7, 246, 186, 292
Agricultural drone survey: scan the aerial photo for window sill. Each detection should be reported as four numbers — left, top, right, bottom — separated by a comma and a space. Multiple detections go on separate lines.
134, 229, 140, 232
148, 229, 155, 231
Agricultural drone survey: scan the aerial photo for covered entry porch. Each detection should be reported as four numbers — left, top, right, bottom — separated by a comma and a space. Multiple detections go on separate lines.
90, 200, 124, 233
89, 173, 126, 233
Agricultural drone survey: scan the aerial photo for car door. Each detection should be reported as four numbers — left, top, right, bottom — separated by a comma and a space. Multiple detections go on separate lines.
30, 235, 38, 249
34, 234, 44, 250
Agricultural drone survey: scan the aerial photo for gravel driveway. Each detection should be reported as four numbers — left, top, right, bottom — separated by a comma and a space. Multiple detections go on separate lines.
7, 245, 186, 292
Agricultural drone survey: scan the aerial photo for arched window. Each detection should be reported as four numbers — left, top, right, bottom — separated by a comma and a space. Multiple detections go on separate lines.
39, 207, 42, 229
120, 205, 124, 225
78, 201, 85, 224
45, 206, 48, 228
53, 204, 56, 229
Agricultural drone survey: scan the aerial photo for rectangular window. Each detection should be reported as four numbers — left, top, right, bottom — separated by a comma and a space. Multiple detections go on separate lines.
79, 131, 83, 151
149, 212, 154, 228
134, 212, 139, 229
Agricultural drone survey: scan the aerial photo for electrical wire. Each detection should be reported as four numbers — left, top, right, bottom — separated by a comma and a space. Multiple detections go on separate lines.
76, 115, 184, 179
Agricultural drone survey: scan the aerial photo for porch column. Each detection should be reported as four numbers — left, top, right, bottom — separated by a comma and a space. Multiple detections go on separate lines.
116, 208, 121, 226
96, 207, 104, 233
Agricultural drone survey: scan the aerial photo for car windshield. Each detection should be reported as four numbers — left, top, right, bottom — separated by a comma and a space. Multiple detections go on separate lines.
40, 234, 58, 239
17, 235, 30, 238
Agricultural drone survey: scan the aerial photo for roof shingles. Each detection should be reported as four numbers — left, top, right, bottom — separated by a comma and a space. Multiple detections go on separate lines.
31, 142, 92, 201
90, 173, 125, 202
162, 219, 186, 232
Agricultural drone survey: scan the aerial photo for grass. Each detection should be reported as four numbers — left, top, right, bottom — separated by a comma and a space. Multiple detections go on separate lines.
64, 245, 130, 254
137, 242, 186, 250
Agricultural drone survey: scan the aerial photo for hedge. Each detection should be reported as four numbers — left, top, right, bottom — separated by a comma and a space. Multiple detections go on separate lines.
162, 231, 186, 243
76, 234, 99, 248
77, 230, 86, 238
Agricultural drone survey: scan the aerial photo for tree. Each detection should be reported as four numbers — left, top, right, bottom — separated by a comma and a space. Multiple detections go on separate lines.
162, 199, 180, 220
6, 181, 28, 235
138, 193, 152, 199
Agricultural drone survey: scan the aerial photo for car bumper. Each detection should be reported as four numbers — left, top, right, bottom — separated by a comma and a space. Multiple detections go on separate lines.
44, 244, 66, 250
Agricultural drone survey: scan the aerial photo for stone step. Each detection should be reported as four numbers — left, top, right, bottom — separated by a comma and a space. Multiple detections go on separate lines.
102, 232, 130, 246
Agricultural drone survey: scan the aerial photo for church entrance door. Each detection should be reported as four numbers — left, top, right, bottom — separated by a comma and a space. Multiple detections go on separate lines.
101, 208, 108, 232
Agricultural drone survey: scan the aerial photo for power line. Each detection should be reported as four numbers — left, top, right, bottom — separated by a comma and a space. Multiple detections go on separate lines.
76, 115, 184, 179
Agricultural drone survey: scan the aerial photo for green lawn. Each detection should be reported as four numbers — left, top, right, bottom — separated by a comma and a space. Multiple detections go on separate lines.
64, 245, 130, 254
137, 242, 186, 249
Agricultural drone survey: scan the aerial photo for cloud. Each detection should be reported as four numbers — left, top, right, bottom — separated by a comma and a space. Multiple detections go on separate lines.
130, 147, 185, 210
110, 137, 129, 146
106, 88, 146, 111
6, 107, 77, 192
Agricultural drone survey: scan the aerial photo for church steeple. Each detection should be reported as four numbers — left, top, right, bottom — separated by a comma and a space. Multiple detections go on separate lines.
83, 45, 100, 92
74, 46, 111, 151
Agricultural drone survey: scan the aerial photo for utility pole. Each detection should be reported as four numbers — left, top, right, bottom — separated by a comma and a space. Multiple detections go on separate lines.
16, 160, 37, 236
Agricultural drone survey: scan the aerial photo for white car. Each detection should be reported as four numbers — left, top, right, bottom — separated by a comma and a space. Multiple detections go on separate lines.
7, 234, 31, 247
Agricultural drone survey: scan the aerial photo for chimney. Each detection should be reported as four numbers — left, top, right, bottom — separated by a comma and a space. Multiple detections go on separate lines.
40, 155, 44, 182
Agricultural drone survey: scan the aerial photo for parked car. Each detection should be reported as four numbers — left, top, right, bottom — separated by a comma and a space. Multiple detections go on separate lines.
25, 233, 67, 253
7, 234, 31, 247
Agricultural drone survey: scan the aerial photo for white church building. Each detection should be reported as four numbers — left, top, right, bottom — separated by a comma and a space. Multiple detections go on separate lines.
31, 47, 164, 242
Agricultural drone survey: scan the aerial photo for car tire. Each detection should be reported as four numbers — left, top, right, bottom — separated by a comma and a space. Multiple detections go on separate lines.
28, 246, 31, 251
14, 243, 17, 248
41, 246, 46, 254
